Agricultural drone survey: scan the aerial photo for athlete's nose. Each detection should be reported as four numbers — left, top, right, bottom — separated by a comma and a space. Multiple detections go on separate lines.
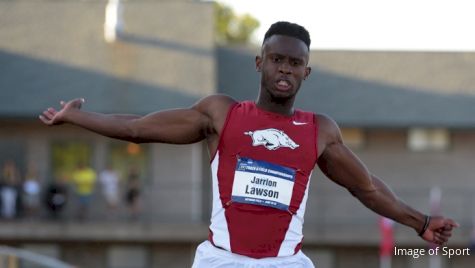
278, 61, 292, 74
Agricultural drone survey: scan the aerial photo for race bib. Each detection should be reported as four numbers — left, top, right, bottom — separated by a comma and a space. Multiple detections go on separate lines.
231, 157, 296, 211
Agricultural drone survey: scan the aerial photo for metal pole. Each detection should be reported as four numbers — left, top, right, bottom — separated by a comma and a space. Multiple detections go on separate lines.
429, 186, 442, 268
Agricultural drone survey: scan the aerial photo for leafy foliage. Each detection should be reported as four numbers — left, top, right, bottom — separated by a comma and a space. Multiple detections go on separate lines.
214, 2, 260, 45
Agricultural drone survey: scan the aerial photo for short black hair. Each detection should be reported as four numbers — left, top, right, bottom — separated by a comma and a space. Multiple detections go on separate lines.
263, 21, 311, 49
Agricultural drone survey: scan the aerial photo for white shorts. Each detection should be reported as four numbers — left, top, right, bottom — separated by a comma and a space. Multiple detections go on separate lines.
192, 241, 315, 268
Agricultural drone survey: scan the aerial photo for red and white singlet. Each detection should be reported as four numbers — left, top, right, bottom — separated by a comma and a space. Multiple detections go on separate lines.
208, 101, 318, 259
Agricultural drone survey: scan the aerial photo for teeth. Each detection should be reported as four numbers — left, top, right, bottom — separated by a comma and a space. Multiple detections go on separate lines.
278, 80, 289, 86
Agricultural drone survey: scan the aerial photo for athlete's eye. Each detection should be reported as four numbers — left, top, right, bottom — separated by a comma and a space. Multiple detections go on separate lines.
291, 59, 303, 66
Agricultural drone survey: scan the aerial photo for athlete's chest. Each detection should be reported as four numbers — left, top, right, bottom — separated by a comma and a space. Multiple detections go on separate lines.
222, 111, 317, 171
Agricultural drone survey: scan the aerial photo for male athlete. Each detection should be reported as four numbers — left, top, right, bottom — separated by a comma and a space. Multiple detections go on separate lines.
40, 22, 458, 267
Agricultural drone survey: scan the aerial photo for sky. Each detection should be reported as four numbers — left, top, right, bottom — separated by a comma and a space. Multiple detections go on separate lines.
216, 0, 475, 51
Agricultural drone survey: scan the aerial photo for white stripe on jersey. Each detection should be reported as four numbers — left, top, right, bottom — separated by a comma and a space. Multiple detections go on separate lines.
209, 152, 231, 251
277, 171, 312, 256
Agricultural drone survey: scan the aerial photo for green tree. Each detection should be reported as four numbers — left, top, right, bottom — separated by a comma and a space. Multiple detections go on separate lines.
214, 2, 260, 45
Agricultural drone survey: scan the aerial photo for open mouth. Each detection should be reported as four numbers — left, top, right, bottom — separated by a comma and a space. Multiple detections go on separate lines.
275, 79, 292, 91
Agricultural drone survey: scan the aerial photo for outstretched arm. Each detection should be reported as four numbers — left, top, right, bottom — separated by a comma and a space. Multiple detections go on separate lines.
39, 95, 235, 145
316, 114, 458, 245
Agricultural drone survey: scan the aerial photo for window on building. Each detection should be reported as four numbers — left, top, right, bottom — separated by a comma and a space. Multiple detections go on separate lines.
341, 128, 365, 150
51, 141, 93, 181
108, 142, 150, 184
407, 128, 450, 152
0, 139, 26, 176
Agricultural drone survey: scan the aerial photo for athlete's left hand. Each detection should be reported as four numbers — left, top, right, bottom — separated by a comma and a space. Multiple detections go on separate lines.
421, 216, 459, 245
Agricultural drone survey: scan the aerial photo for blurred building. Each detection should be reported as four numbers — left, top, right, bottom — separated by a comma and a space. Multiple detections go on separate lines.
1, 0, 474, 267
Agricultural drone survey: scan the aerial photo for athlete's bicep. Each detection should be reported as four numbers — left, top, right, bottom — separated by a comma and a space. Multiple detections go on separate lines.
317, 115, 375, 193
129, 94, 236, 144
130, 107, 212, 144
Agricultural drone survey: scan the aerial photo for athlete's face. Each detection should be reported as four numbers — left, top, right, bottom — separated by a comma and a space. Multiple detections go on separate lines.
256, 35, 311, 101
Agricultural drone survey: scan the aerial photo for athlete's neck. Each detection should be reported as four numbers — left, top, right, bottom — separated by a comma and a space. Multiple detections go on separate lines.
255, 96, 295, 116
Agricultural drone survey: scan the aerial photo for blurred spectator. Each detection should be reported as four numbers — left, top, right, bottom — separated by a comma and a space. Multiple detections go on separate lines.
125, 167, 141, 219
99, 164, 120, 214
44, 176, 69, 219
71, 162, 97, 220
22, 166, 41, 218
0, 160, 21, 219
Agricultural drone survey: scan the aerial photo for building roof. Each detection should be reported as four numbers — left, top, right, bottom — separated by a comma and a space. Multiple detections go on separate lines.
5, 46, 475, 127
217, 47, 475, 128
0, 50, 197, 118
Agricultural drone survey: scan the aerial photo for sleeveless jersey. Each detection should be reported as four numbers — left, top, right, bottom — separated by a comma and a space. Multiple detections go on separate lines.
208, 101, 318, 259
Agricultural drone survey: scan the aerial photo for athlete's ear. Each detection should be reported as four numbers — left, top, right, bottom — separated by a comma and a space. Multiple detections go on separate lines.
255, 55, 262, 72
304, 66, 312, 80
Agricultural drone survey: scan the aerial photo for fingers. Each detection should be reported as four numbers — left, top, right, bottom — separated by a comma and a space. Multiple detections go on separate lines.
439, 227, 452, 237
422, 217, 459, 245
38, 115, 49, 124
78, 97, 85, 108
39, 112, 53, 125
39, 98, 85, 125
445, 218, 460, 228
433, 236, 449, 245
431, 222, 457, 245
71, 97, 85, 109
38, 107, 57, 125
435, 228, 452, 244
433, 232, 446, 245
74, 97, 85, 104
60, 98, 84, 106
43, 107, 56, 119
430, 217, 459, 231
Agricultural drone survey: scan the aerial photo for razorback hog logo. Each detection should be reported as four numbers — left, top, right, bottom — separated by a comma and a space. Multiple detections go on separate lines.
244, 128, 299, 150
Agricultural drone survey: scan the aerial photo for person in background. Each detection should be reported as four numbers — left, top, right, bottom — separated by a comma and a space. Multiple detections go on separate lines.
44, 175, 69, 220
125, 167, 141, 220
0, 160, 21, 219
22, 166, 41, 218
99, 164, 120, 217
71, 161, 97, 220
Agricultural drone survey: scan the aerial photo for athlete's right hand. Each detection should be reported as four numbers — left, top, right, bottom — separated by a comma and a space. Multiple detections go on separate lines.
39, 98, 85, 125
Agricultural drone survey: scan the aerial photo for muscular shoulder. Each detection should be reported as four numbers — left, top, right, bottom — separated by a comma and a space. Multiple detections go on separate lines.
193, 94, 237, 120
192, 94, 237, 135
193, 94, 236, 111
316, 113, 343, 156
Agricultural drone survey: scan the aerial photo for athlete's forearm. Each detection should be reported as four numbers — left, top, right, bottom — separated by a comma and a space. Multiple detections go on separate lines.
64, 109, 141, 142
353, 175, 426, 234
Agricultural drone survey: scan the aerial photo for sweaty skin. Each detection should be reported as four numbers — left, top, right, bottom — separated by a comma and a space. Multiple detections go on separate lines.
40, 35, 458, 245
